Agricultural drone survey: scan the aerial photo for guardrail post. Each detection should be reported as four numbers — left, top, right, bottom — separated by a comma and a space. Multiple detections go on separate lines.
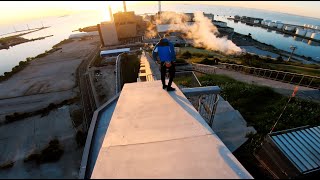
282, 72, 287, 82
307, 77, 314, 88
289, 74, 295, 84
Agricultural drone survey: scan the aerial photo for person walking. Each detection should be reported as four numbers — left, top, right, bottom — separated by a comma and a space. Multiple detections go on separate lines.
152, 34, 176, 91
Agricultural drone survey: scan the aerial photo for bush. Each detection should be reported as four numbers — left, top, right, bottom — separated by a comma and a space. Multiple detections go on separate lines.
277, 56, 283, 62
76, 130, 87, 147
182, 51, 192, 59
24, 139, 64, 164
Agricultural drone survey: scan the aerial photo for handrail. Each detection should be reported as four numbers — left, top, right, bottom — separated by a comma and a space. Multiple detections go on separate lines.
181, 86, 221, 128
192, 62, 319, 89
218, 62, 319, 79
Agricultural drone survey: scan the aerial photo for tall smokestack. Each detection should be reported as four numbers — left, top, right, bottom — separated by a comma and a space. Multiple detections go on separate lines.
109, 5, 113, 21
123, 1, 127, 12
158, 1, 161, 13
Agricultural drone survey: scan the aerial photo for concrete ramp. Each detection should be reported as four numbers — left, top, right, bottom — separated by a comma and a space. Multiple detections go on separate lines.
213, 109, 256, 152
91, 81, 252, 179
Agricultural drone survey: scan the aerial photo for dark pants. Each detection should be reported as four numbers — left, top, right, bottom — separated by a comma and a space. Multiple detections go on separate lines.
160, 62, 175, 88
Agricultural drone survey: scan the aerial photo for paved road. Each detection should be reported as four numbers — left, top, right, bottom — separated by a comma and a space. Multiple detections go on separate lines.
194, 64, 320, 103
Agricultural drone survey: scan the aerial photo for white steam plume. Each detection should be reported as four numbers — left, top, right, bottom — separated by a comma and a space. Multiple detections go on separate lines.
146, 11, 242, 55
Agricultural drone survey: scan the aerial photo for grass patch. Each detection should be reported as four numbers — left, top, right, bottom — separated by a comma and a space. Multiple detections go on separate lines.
175, 73, 320, 178
24, 139, 64, 164
268, 64, 320, 76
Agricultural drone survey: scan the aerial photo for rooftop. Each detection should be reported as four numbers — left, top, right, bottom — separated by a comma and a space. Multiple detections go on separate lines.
87, 81, 252, 178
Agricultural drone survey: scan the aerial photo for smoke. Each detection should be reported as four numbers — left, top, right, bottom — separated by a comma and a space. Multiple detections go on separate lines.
145, 11, 242, 55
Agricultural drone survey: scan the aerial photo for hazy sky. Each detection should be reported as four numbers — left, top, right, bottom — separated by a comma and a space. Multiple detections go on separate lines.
0, 1, 319, 25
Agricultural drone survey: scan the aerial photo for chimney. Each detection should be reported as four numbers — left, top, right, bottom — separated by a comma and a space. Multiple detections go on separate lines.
123, 1, 127, 12
158, 1, 161, 13
109, 5, 113, 21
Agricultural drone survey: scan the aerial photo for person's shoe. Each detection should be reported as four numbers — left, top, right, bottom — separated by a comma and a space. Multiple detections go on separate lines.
167, 87, 176, 91
163, 85, 167, 89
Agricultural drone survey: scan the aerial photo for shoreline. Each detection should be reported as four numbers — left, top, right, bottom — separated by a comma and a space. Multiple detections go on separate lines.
0, 27, 51, 50
0, 38, 72, 81
231, 31, 319, 64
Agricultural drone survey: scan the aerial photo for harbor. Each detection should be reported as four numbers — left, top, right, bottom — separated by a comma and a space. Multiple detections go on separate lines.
227, 16, 320, 43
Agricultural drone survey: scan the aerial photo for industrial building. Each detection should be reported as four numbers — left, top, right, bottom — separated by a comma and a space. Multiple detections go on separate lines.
113, 11, 137, 39
98, 21, 119, 46
97, 1, 146, 47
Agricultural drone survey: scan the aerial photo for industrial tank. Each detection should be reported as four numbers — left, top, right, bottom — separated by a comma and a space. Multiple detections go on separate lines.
305, 29, 315, 38
277, 23, 284, 29
268, 22, 276, 27
284, 25, 295, 31
275, 20, 281, 24
253, 20, 260, 24
311, 32, 320, 40
264, 20, 271, 25
295, 28, 307, 36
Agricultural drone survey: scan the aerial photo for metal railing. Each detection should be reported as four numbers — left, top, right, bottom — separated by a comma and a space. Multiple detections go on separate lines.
191, 63, 218, 74
115, 53, 124, 93
219, 62, 320, 89
181, 86, 221, 127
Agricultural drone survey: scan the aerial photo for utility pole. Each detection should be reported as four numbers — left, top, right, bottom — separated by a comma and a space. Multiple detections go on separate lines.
287, 45, 297, 62
13, 26, 17, 32
27, 24, 30, 30
109, 5, 113, 22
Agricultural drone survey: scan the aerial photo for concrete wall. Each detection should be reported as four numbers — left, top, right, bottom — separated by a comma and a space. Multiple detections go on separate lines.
116, 23, 137, 39
100, 22, 119, 46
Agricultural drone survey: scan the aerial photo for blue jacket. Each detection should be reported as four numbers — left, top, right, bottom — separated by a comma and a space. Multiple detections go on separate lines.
152, 38, 176, 62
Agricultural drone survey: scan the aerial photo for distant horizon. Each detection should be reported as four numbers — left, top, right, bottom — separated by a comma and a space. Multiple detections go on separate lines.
0, 1, 320, 26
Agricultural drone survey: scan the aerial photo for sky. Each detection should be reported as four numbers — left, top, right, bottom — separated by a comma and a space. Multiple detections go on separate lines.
0, 1, 320, 26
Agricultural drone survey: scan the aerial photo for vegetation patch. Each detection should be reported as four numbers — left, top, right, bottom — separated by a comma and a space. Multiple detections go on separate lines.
24, 139, 64, 164
174, 73, 320, 178
0, 161, 14, 170
75, 130, 87, 147
4, 97, 79, 125
0, 38, 73, 82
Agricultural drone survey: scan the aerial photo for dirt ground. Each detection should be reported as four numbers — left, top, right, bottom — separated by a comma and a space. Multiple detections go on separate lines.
0, 106, 81, 178
91, 60, 117, 105
0, 37, 100, 122
0, 36, 100, 178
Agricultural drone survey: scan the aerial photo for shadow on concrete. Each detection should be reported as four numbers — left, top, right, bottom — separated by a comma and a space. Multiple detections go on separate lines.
168, 91, 214, 134
218, 145, 253, 179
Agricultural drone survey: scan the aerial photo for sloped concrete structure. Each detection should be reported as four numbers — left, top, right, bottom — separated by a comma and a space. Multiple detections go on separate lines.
90, 81, 253, 179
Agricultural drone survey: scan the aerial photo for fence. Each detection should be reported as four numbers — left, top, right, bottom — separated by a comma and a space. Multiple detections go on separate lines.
220, 62, 320, 89
193, 62, 320, 89
181, 86, 221, 127
191, 63, 218, 74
